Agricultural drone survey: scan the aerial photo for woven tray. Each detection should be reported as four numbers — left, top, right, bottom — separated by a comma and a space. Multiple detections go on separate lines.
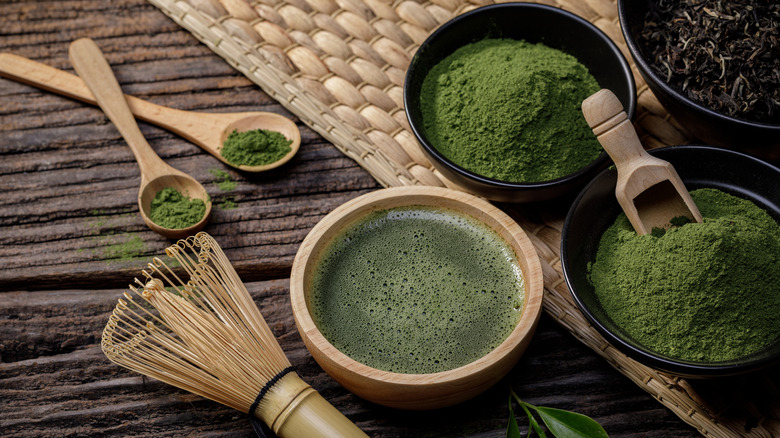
147, 0, 780, 435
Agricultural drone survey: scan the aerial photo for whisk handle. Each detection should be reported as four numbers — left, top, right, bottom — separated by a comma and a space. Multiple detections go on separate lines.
275, 388, 368, 438
259, 372, 368, 438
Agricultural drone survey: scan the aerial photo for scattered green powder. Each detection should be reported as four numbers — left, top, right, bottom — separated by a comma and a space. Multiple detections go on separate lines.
164, 255, 181, 268
207, 169, 238, 210
149, 187, 206, 230
590, 188, 780, 362
83, 211, 147, 263
102, 234, 146, 262
420, 38, 602, 182
209, 168, 238, 191
221, 129, 292, 166
219, 198, 237, 210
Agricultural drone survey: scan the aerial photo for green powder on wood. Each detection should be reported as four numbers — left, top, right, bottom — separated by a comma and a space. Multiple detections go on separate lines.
208, 169, 238, 210
149, 187, 206, 230
590, 188, 780, 362
219, 198, 237, 210
209, 168, 237, 191
221, 129, 292, 166
102, 234, 146, 262
420, 38, 602, 183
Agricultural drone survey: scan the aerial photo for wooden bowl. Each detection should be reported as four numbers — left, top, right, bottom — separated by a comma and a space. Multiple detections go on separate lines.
290, 186, 543, 409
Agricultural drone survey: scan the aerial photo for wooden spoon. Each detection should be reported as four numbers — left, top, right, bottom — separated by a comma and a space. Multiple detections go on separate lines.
0, 52, 300, 172
581, 89, 702, 235
68, 38, 211, 239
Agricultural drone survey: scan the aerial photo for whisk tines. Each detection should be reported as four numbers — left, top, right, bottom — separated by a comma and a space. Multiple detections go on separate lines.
100, 232, 366, 437
103, 233, 286, 411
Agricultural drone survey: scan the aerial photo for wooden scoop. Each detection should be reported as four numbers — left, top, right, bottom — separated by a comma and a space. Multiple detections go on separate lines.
581, 89, 702, 235
69, 38, 212, 239
0, 52, 300, 172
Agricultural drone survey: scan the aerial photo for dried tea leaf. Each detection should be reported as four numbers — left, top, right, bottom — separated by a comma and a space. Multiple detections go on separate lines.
638, 0, 780, 123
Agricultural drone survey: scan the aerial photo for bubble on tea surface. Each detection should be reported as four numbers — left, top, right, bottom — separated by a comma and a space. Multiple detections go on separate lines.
310, 206, 525, 374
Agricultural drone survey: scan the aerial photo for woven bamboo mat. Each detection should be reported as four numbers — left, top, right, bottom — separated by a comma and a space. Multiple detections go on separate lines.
147, 0, 780, 435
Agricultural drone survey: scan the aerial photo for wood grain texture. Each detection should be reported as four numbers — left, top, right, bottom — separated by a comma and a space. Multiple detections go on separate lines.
0, 0, 699, 436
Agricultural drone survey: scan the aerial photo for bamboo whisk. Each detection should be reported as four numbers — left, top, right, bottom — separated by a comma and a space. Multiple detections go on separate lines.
101, 232, 367, 437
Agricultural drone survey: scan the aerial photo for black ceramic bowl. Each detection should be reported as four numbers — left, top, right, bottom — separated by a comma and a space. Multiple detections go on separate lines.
561, 146, 780, 378
618, 0, 780, 163
404, 3, 636, 203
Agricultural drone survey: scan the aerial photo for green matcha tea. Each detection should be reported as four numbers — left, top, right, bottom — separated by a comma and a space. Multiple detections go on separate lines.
309, 205, 525, 374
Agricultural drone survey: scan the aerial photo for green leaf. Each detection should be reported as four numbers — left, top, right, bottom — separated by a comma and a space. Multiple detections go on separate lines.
533, 406, 609, 438
519, 401, 546, 438
506, 396, 523, 438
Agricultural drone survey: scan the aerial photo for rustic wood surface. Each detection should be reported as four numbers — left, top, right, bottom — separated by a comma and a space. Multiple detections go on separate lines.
0, 1, 701, 436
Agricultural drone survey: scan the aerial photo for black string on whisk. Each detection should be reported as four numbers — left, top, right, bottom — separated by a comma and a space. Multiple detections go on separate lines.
248, 366, 296, 437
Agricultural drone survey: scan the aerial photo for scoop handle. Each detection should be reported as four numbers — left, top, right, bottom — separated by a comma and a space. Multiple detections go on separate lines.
68, 38, 168, 182
581, 89, 650, 167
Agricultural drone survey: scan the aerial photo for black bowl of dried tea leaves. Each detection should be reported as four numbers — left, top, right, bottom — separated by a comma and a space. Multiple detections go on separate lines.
618, 0, 780, 164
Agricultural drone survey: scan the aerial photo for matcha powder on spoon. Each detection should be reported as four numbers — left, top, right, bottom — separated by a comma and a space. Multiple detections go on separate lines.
420, 38, 602, 183
221, 128, 292, 167
149, 187, 206, 229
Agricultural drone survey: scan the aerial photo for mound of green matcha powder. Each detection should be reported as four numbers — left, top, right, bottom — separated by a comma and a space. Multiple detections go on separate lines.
221, 129, 292, 166
420, 38, 602, 183
149, 187, 206, 230
590, 188, 780, 362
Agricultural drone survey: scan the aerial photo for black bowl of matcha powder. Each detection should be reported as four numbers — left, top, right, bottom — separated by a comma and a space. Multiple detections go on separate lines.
562, 146, 780, 377
589, 188, 780, 364
404, 3, 636, 202
420, 38, 601, 183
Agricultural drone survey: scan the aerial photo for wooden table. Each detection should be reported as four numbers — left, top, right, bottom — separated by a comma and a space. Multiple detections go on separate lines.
0, 1, 701, 436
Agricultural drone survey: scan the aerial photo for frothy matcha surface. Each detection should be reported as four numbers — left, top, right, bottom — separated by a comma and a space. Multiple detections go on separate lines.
309, 206, 525, 374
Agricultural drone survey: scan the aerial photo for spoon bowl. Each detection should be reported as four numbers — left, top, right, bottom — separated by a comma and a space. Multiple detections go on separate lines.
0, 52, 301, 172
139, 174, 212, 240
216, 112, 300, 171
69, 38, 212, 239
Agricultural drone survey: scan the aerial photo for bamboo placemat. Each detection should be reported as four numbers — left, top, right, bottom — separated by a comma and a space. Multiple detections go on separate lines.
147, 0, 780, 435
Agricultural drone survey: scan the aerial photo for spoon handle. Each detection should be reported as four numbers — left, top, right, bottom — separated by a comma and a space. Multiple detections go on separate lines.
67, 38, 170, 181
0, 53, 213, 148
0, 53, 101, 106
